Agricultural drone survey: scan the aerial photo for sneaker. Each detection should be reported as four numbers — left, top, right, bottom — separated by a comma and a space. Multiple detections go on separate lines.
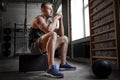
59, 62, 76, 71
47, 65, 64, 78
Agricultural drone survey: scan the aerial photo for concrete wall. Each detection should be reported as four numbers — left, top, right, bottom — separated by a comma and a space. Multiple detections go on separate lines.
2, 2, 42, 28
0, 2, 42, 57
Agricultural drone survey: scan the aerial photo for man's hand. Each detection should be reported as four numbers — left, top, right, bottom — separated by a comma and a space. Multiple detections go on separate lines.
55, 13, 63, 20
55, 13, 64, 36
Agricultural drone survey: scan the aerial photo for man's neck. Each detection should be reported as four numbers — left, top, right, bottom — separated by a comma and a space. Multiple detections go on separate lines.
41, 14, 49, 21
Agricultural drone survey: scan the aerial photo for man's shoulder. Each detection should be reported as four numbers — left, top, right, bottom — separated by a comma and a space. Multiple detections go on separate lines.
35, 15, 45, 21
35, 15, 41, 19
32, 15, 46, 25
32, 15, 42, 22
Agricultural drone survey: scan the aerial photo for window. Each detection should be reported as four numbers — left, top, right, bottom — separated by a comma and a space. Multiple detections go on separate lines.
71, 0, 84, 41
84, 0, 90, 37
71, 0, 89, 41
57, 4, 62, 13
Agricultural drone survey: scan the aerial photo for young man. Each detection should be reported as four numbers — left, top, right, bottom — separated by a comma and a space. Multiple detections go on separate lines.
28, 3, 76, 78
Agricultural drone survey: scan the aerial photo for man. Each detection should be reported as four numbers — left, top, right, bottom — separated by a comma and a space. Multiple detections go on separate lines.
28, 2, 76, 78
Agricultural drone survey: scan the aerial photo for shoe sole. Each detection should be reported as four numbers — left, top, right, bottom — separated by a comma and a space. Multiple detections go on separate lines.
47, 72, 64, 78
59, 68, 76, 71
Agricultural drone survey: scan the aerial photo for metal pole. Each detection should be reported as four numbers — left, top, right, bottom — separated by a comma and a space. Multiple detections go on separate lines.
23, 0, 27, 53
24, 0, 27, 32
82, 0, 86, 37
14, 23, 16, 56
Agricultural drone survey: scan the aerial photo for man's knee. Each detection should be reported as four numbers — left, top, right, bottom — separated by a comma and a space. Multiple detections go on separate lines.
63, 36, 68, 43
50, 32, 57, 40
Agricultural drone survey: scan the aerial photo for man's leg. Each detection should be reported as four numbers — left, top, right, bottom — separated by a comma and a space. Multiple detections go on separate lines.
56, 36, 68, 64
56, 36, 76, 71
39, 32, 64, 78
39, 32, 57, 69
46, 32, 57, 69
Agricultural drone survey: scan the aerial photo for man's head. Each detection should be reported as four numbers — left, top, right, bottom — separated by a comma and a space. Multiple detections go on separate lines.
41, 3, 53, 17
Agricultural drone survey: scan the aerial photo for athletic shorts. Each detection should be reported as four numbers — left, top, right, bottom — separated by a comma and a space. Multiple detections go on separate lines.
29, 39, 43, 55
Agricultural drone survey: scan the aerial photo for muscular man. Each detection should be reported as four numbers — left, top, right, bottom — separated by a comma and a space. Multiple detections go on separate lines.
28, 3, 76, 78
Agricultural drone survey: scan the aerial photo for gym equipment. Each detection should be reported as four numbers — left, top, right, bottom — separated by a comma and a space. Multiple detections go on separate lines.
3, 35, 11, 41
3, 42, 11, 49
19, 53, 48, 72
4, 28, 12, 34
3, 49, 10, 56
2, 28, 11, 57
92, 59, 112, 78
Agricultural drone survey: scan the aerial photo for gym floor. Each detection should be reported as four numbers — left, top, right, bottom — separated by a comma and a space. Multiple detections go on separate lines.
0, 57, 120, 80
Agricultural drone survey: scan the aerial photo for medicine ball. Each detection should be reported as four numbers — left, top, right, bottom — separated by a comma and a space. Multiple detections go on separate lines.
4, 28, 11, 34
92, 59, 112, 78
3, 49, 10, 57
3, 35, 11, 41
3, 42, 11, 49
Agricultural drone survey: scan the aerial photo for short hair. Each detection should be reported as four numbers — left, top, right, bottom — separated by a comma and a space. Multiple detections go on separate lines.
41, 2, 52, 9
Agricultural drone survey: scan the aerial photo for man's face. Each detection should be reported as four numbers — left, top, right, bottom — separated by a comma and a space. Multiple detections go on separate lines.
43, 4, 53, 17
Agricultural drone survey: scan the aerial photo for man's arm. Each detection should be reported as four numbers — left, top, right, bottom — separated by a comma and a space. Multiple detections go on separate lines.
54, 13, 64, 36
47, 16, 61, 32
33, 15, 61, 33
32, 17, 49, 33
58, 18, 64, 36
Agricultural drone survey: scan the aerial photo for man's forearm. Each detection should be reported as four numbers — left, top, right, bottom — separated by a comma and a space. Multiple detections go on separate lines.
58, 19, 64, 36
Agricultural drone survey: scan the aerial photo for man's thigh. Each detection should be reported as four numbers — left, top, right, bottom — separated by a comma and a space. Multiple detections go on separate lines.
39, 32, 55, 51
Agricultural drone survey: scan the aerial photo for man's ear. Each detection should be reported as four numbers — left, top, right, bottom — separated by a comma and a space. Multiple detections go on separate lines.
41, 7, 46, 12
41, 8, 43, 12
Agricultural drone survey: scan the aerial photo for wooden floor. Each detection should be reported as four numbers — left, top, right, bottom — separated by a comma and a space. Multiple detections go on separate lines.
0, 57, 120, 80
